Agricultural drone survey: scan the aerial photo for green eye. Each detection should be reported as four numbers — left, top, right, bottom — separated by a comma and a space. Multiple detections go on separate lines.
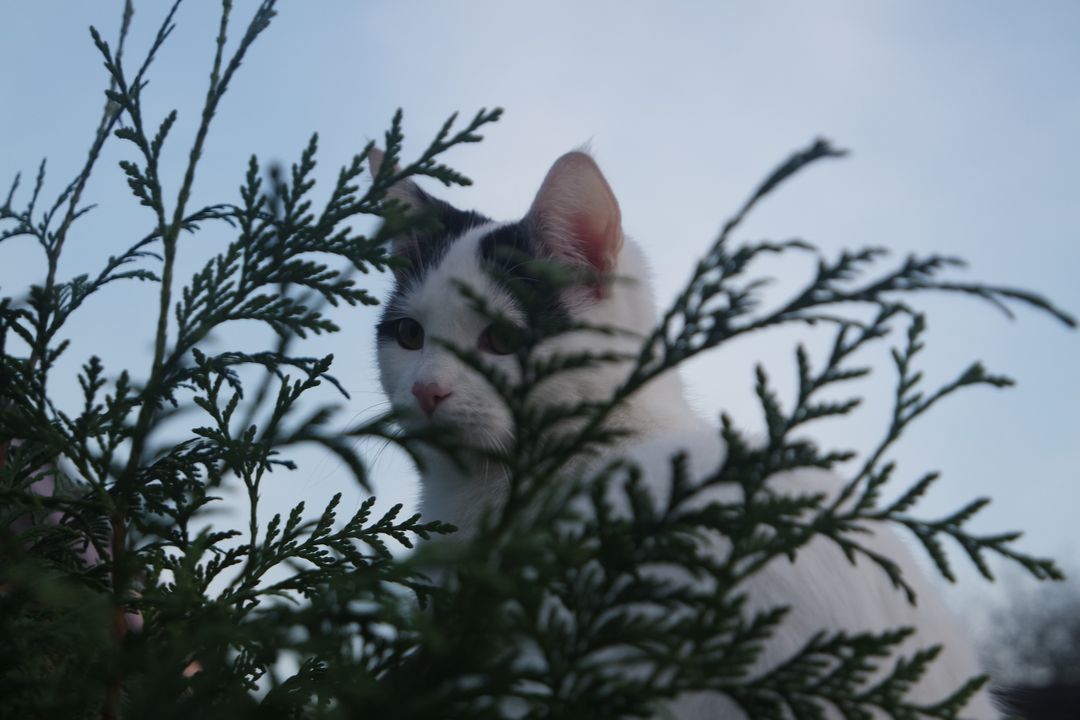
395, 318, 424, 350
479, 322, 520, 356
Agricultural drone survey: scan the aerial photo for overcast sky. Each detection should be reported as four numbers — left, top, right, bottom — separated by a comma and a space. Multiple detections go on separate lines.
2, 2, 1077, 617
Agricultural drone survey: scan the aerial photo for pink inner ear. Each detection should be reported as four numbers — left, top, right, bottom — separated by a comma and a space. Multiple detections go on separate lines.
571, 216, 618, 273
529, 152, 623, 277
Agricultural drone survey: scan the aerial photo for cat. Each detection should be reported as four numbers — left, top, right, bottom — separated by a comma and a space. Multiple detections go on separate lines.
370, 149, 998, 718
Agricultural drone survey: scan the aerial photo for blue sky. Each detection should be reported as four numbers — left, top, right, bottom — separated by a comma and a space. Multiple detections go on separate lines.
2, 2, 1077, 618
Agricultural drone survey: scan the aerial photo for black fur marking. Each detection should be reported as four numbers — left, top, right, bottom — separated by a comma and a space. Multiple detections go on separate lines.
375, 203, 571, 347
376, 191, 490, 343
995, 683, 1080, 719
375, 317, 399, 343
401, 189, 490, 279
479, 221, 568, 320
478, 222, 535, 282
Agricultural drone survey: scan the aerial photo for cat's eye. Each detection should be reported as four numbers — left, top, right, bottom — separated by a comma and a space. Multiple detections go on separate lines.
394, 317, 424, 350
478, 322, 520, 356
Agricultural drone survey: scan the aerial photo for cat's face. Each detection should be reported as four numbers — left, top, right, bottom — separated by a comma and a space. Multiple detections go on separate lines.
373, 151, 626, 451
376, 219, 526, 449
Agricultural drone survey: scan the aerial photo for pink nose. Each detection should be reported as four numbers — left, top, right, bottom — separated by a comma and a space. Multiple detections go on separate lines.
412, 381, 451, 417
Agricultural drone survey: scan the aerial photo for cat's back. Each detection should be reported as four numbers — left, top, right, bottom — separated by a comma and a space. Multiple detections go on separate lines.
612, 425, 997, 719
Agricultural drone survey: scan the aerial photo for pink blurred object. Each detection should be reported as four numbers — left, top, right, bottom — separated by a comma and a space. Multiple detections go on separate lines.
4, 439, 102, 566
2, 439, 141, 631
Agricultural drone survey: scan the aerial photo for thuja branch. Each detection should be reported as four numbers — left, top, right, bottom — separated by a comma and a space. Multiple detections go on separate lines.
696, 310, 1061, 606
118, 0, 278, 501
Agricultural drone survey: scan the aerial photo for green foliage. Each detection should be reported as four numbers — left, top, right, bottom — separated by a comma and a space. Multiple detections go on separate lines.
0, 3, 1073, 720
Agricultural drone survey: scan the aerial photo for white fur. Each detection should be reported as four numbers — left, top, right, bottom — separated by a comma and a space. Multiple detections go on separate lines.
375, 160, 996, 718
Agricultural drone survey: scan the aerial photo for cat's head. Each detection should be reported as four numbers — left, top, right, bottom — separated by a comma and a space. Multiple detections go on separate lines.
372, 150, 655, 451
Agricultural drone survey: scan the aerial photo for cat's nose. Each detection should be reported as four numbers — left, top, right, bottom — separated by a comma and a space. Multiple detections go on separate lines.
412, 381, 452, 417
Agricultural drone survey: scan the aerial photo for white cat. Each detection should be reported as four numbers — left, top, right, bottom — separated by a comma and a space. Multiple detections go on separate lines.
371, 149, 997, 718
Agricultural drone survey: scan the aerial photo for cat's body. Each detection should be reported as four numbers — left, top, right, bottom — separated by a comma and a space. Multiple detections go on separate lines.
372, 150, 996, 718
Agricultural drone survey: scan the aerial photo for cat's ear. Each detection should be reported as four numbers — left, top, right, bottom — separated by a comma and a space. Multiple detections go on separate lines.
368, 146, 427, 211
369, 146, 432, 266
526, 151, 623, 278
